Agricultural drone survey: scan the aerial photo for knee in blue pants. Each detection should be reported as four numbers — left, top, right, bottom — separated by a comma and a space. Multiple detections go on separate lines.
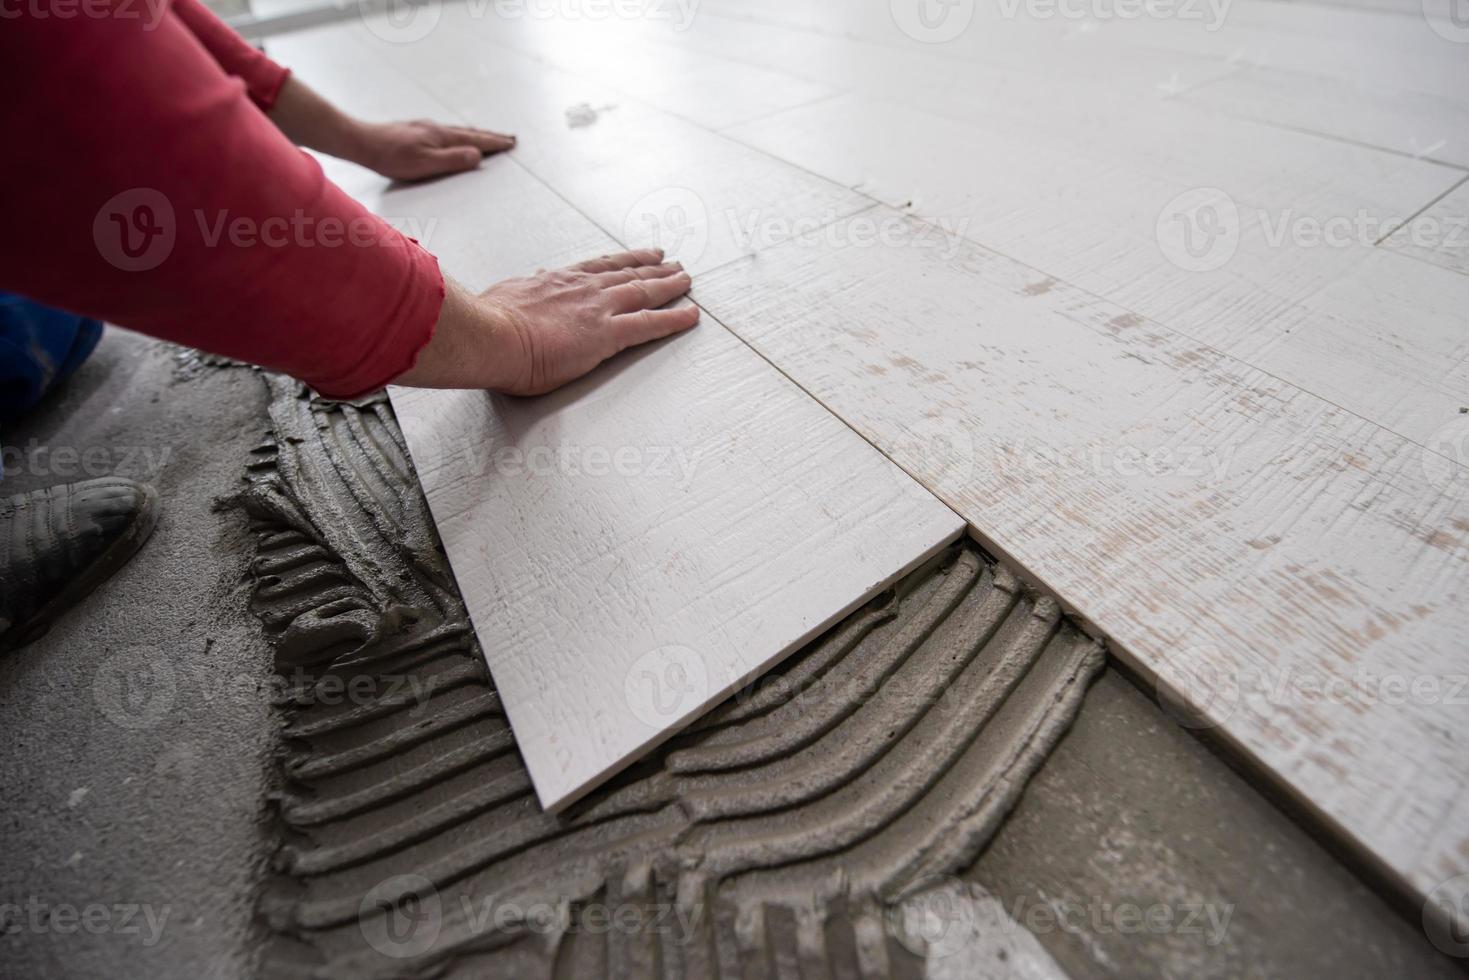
0, 291, 104, 481
0, 291, 103, 427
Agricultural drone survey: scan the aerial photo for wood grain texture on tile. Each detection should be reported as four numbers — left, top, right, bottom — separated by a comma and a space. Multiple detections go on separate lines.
694, 208, 1469, 914
391, 325, 962, 811
1382, 179, 1469, 277
722, 90, 1467, 444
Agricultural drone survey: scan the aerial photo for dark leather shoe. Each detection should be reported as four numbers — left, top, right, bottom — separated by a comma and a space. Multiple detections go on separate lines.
0, 477, 160, 653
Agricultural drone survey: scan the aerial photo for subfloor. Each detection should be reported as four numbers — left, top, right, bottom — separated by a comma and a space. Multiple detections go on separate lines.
0, 334, 1459, 978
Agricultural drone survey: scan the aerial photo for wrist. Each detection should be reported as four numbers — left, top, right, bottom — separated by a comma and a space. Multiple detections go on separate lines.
392, 280, 515, 391
335, 117, 383, 171
472, 292, 522, 393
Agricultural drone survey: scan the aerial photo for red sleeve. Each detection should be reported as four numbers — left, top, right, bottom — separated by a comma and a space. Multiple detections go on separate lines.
170, 0, 291, 110
0, 2, 443, 400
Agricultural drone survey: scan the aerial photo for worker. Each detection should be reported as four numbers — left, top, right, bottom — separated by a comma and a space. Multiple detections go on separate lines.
0, 0, 699, 652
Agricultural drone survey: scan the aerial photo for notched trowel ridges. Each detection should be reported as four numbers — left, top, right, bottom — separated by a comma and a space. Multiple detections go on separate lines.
233, 378, 1104, 980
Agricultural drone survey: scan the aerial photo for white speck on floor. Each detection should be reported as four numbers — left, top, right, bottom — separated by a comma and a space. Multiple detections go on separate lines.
897, 878, 1067, 980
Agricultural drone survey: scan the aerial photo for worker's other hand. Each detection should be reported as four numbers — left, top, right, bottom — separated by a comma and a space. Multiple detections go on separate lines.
481, 249, 699, 395
359, 119, 516, 181
394, 249, 700, 394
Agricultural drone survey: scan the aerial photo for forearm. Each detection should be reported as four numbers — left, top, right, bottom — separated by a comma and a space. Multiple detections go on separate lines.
393, 280, 515, 391
266, 75, 376, 169
1, 3, 443, 401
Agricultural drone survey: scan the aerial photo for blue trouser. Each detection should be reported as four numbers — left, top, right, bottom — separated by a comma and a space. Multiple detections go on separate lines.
0, 291, 104, 478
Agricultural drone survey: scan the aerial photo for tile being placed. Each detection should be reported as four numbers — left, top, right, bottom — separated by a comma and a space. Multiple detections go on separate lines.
391, 322, 962, 811
337, 141, 962, 812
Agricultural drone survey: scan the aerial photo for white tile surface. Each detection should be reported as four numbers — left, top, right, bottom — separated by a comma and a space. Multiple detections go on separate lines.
272, 0, 1469, 913
695, 209, 1469, 913
332, 147, 961, 812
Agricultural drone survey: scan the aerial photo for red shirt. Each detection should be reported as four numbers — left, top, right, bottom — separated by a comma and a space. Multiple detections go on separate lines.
1, 0, 443, 399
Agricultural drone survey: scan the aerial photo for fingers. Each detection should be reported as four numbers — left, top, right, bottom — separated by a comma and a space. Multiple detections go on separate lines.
592, 262, 683, 288
607, 270, 694, 313
570, 248, 665, 274
447, 127, 517, 154
403, 146, 481, 180
609, 304, 701, 350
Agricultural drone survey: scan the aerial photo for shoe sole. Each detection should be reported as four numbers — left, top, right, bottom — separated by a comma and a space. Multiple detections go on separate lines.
0, 484, 162, 654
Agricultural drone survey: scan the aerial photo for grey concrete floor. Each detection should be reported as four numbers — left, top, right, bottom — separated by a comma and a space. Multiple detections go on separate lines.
972, 669, 1466, 979
0, 331, 278, 980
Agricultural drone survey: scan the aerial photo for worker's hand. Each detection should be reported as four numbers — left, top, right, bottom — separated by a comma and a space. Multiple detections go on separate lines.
357, 120, 517, 181
394, 249, 700, 394
268, 78, 516, 180
480, 250, 699, 395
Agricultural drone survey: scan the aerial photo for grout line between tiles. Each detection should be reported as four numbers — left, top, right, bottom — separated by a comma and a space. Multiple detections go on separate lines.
1373, 172, 1469, 245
